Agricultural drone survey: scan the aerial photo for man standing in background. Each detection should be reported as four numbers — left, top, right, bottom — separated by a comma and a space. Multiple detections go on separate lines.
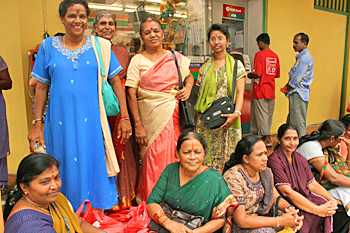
283, 32, 314, 137
249, 33, 280, 147
0, 55, 12, 197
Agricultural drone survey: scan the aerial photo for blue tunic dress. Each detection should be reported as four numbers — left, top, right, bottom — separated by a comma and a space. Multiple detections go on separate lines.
31, 36, 122, 210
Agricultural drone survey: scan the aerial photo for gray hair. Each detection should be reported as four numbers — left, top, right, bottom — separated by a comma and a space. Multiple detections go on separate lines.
92, 11, 116, 36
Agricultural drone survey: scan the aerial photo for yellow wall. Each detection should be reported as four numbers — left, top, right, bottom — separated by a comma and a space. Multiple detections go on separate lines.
1, 0, 349, 174
0, 0, 63, 174
267, 0, 347, 134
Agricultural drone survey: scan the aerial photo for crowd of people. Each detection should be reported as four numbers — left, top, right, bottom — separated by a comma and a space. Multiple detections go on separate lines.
1, 0, 348, 232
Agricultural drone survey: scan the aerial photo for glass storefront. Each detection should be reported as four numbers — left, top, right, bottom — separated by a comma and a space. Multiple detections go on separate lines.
86, 0, 212, 57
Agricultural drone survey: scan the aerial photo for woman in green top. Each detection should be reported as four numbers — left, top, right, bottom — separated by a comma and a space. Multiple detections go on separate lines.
195, 24, 247, 174
147, 131, 239, 233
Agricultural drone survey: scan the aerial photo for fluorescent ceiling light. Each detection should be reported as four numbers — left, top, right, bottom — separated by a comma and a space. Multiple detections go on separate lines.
89, 4, 123, 11
124, 9, 135, 12
147, 0, 163, 3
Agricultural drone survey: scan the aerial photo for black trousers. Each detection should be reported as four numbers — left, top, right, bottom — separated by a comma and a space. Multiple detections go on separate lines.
333, 204, 350, 233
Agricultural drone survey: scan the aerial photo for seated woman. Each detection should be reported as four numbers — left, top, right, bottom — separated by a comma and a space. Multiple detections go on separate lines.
297, 119, 350, 233
223, 135, 303, 233
339, 114, 350, 158
147, 132, 239, 233
268, 123, 337, 233
4, 153, 104, 233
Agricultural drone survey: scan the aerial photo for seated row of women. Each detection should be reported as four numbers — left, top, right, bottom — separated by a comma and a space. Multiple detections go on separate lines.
7, 117, 350, 233
148, 118, 350, 233
4, 132, 303, 233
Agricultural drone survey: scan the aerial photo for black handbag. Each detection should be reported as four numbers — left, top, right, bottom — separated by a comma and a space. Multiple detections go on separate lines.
202, 59, 238, 129
148, 201, 204, 232
171, 51, 196, 130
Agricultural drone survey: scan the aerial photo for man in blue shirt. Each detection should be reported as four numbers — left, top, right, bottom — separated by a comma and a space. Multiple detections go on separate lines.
283, 33, 314, 137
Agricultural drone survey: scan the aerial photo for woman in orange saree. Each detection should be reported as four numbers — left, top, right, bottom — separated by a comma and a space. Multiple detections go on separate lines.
126, 18, 194, 202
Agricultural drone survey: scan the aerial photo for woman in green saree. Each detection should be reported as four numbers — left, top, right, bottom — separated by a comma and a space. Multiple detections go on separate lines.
147, 132, 239, 233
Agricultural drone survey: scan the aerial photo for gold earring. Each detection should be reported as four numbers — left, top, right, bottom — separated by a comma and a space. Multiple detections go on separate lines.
24, 192, 27, 195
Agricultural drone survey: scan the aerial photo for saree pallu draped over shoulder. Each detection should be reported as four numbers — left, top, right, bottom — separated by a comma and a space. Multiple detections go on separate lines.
147, 163, 239, 233
268, 147, 332, 233
51, 193, 83, 233
134, 51, 190, 201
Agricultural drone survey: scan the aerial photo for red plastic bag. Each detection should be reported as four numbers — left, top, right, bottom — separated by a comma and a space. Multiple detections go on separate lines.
124, 201, 151, 233
76, 200, 123, 232
76, 200, 101, 224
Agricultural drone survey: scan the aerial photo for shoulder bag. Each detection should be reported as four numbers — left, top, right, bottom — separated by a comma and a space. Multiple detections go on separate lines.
171, 51, 195, 130
94, 36, 120, 117
202, 59, 238, 129
148, 201, 204, 233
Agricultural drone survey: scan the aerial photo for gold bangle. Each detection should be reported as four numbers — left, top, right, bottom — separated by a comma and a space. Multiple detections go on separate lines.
276, 216, 280, 228
120, 118, 130, 121
312, 205, 316, 214
134, 117, 141, 122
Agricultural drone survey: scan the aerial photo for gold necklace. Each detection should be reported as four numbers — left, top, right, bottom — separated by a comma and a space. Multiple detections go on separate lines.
242, 165, 258, 179
63, 35, 85, 49
179, 164, 202, 185
22, 197, 51, 215
146, 49, 166, 61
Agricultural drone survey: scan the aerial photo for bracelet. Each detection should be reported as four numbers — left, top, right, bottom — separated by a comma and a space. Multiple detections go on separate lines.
185, 84, 192, 89
154, 211, 167, 224
234, 110, 241, 116
160, 217, 169, 226
120, 117, 130, 121
32, 119, 43, 125
286, 205, 295, 210
134, 117, 141, 122
329, 198, 336, 201
276, 216, 280, 228
312, 204, 316, 214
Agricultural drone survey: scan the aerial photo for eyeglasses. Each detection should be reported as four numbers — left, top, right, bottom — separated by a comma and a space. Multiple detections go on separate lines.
210, 37, 225, 42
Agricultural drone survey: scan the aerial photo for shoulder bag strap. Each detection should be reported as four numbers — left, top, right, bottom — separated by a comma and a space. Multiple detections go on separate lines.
274, 195, 282, 217
172, 51, 183, 89
94, 36, 106, 78
231, 59, 238, 102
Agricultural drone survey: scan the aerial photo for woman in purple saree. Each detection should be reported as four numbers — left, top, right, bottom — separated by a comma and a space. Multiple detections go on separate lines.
268, 123, 336, 233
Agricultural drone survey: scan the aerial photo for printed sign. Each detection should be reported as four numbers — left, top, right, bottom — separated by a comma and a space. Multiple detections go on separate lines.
266, 57, 277, 75
223, 4, 245, 20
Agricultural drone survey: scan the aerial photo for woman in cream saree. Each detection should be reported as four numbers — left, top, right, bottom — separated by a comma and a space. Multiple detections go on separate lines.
126, 18, 193, 202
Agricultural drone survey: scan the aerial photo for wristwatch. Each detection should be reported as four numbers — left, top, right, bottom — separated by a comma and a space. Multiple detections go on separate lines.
32, 119, 42, 125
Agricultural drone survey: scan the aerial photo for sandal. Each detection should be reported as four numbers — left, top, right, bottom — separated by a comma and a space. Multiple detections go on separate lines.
1, 185, 8, 196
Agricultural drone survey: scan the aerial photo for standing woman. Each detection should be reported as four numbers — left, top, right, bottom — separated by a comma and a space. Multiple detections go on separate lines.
126, 17, 194, 202
195, 24, 246, 174
0, 56, 12, 195
93, 11, 138, 210
27, 0, 132, 210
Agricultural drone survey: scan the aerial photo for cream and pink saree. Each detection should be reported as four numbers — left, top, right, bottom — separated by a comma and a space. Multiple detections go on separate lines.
126, 51, 190, 201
